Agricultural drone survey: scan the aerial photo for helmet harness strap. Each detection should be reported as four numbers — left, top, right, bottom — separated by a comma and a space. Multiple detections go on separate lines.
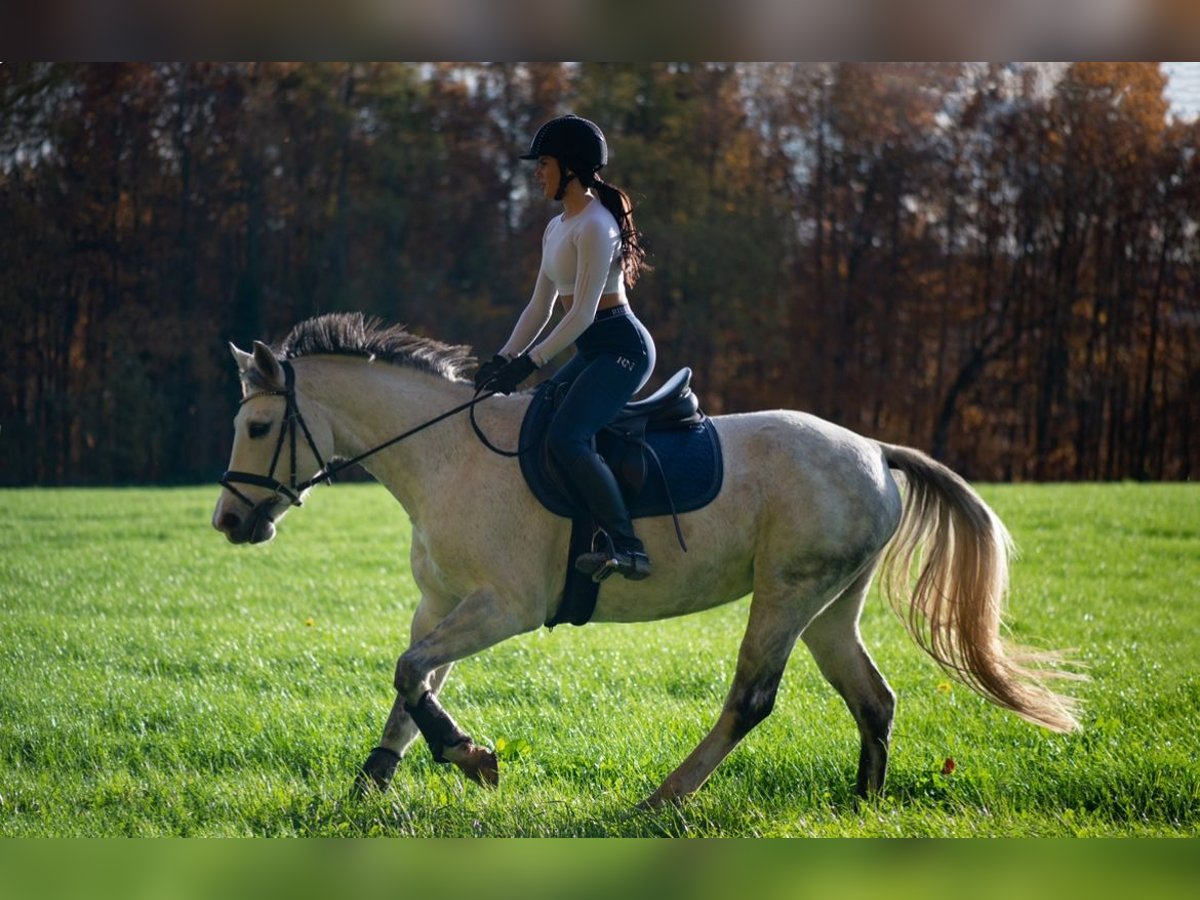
553, 157, 598, 201
553, 164, 577, 201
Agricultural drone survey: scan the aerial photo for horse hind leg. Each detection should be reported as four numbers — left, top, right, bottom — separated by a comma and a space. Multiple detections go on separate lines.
800, 564, 896, 799
643, 570, 844, 810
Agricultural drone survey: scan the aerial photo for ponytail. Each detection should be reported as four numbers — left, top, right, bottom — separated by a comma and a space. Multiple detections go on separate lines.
561, 154, 650, 288
592, 176, 650, 288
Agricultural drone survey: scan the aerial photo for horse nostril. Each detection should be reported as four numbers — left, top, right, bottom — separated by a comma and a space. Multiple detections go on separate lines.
219, 511, 242, 533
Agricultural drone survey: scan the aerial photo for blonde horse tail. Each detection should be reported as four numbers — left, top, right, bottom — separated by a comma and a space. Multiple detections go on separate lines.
879, 444, 1083, 733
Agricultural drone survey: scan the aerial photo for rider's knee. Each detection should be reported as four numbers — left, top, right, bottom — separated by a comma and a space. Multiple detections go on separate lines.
545, 423, 587, 468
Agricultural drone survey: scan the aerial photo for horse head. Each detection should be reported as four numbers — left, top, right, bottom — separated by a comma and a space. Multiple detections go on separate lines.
212, 341, 332, 545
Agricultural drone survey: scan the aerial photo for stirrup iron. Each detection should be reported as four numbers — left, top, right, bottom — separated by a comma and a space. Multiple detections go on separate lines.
575, 531, 652, 583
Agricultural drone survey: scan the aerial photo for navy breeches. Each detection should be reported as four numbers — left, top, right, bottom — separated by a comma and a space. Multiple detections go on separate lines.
546, 306, 656, 469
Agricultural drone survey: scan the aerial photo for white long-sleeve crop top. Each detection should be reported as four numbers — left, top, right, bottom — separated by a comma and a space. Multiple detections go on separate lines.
499, 196, 625, 367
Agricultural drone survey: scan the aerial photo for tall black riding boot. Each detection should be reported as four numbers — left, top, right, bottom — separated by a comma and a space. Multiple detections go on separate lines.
562, 452, 652, 582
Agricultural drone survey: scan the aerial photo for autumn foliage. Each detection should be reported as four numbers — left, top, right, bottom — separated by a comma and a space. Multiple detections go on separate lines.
2, 63, 1196, 485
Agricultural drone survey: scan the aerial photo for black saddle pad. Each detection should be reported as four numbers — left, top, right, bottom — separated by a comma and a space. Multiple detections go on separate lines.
518, 380, 724, 521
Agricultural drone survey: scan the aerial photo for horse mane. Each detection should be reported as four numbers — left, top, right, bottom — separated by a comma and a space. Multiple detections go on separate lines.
275, 312, 475, 382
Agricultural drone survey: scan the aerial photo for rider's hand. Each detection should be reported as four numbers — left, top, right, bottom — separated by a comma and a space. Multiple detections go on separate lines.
474, 353, 509, 392
486, 354, 537, 394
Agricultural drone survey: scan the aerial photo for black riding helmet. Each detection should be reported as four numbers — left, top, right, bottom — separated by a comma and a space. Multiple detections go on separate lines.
519, 114, 607, 200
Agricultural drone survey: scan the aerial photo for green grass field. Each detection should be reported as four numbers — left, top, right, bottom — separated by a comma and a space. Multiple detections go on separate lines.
1, 483, 1196, 836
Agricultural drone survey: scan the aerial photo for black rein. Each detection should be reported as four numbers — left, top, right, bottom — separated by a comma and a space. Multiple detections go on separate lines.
221, 360, 508, 510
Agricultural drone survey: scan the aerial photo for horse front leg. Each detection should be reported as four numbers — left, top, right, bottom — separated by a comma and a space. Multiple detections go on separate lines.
390, 587, 541, 789
355, 663, 453, 795
354, 601, 451, 794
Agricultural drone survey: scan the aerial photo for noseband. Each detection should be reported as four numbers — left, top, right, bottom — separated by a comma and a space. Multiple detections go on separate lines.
220, 361, 330, 511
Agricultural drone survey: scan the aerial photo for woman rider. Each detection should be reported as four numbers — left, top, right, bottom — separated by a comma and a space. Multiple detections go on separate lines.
477, 114, 656, 582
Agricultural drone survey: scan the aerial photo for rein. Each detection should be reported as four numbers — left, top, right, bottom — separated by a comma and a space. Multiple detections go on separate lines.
221, 358, 689, 558
469, 393, 537, 458
221, 359, 505, 510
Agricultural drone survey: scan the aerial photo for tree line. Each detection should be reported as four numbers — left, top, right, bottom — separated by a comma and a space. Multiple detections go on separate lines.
2, 62, 1197, 485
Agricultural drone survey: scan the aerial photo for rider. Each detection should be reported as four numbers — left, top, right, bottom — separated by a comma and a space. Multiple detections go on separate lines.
477, 114, 656, 582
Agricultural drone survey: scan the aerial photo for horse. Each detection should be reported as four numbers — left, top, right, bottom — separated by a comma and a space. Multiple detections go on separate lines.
212, 312, 1080, 808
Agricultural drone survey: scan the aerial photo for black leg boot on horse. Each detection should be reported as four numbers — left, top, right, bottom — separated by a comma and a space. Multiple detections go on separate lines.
563, 451, 652, 582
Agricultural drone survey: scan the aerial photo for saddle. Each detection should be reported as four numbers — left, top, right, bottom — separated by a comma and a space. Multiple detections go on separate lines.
518, 368, 724, 628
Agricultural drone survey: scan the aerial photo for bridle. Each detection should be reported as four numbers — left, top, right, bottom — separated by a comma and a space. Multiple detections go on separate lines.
220, 359, 508, 513
220, 361, 330, 510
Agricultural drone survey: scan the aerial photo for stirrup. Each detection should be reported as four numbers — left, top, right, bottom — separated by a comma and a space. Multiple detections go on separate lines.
575, 542, 652, 583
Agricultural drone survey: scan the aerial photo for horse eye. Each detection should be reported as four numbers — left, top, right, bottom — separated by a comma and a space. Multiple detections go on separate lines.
248, 421, 272, 439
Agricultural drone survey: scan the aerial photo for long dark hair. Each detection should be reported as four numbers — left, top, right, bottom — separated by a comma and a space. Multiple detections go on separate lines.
564, 157, 650, 288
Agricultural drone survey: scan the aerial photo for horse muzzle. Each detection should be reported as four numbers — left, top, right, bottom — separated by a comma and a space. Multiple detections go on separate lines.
213, 496, 280, 545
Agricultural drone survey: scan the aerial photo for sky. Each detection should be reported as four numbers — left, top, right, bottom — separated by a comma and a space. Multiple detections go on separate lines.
1162, 61, 1200, 119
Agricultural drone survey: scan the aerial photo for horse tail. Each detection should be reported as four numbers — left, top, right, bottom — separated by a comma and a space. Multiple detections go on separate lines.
879, 444, 1082, 733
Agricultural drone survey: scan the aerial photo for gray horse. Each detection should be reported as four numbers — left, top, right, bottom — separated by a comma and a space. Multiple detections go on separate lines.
213, 313, 1079, 808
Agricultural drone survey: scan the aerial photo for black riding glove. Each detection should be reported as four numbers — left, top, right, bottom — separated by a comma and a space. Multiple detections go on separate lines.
487, 354, 537, 394
474, 353, 509, 392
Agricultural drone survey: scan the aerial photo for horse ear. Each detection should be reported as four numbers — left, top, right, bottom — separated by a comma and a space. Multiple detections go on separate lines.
229, 342, 254, 374
252, 341, 284, 388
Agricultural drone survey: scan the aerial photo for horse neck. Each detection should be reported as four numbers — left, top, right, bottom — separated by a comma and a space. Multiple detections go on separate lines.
290, 357, 472, 513
293, 356, 489, 518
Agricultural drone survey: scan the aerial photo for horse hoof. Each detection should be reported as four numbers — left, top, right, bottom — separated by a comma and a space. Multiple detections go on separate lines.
637, 790, 684, 812
457, 744, 500, 788
353, 746, 401, 796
